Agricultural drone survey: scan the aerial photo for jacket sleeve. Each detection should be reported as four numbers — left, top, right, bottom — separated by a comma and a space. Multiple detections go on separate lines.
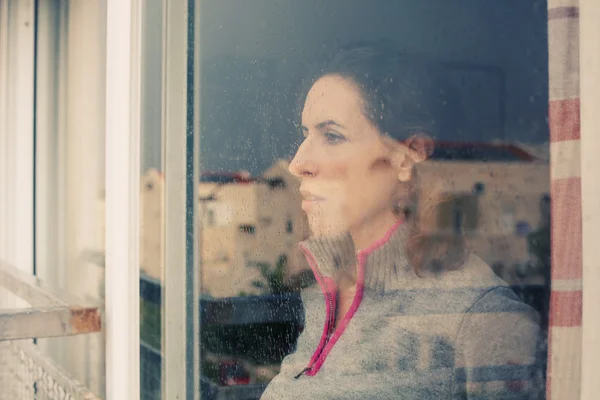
453, 286, 545, 399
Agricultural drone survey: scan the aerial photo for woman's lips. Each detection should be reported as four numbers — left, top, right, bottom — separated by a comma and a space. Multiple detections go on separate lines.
301, 198, 324, 211
299, 189, 326, 211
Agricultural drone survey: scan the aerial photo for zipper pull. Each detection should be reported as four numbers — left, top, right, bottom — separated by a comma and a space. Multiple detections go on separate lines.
294, 367, 311, 379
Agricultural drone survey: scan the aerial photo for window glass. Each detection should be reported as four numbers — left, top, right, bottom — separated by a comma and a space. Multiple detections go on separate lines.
194, 1, 549, 398
139, 1, 164, 399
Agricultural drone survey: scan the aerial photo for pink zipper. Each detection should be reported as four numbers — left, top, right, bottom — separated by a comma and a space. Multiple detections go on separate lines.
294, 246, 337, 378
303, 253, 366, 376
295, 221, 403, 378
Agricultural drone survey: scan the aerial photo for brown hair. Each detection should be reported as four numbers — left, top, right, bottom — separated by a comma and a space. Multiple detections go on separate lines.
400, 167, 467, 274
300, 42, 468, 273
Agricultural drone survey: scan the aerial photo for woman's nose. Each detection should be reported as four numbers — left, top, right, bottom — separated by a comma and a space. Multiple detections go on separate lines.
289, 137, 318, 178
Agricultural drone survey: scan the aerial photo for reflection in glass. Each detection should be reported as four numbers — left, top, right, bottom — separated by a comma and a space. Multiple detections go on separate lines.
139, 1, 164, 399
258, 43, 544, 399
186, 1, 549, 398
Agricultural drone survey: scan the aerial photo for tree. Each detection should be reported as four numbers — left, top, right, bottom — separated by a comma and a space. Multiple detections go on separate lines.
250, 255, 315, 295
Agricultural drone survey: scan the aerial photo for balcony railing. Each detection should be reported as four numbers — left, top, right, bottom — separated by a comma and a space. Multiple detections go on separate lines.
0, 261, 102, 400
139, 271, 547, 400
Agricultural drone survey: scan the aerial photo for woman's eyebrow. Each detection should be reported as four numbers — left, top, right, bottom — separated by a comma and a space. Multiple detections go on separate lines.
317, 120, 344, 129
301, 120, 345, 132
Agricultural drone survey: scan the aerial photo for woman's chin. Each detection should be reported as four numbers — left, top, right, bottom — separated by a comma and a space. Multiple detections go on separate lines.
307, 217, 349, 238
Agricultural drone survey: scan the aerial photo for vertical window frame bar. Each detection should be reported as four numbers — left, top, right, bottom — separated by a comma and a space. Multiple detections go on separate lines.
105, 0, 142, 399
162, 0, 199, 398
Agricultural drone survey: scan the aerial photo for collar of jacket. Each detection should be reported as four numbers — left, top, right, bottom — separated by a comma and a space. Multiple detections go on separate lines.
298, 220, 416, 293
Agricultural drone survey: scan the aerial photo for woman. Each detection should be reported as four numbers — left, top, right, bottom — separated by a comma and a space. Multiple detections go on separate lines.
261, 44, 542, 399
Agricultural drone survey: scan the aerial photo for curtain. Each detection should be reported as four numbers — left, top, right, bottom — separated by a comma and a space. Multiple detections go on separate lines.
547, 0, 582, 398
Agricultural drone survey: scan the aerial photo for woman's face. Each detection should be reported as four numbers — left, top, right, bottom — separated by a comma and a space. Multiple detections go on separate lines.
290, 74, 403, 239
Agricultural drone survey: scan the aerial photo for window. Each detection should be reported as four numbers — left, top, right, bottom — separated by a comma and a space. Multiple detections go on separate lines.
5, 0, 600, 399
267, 177, 286, 189
259, 216, 273, 227
239, 224, 256, 235
207, 209, 216, 226
472, 182, 485, 195
0, 1, 109, 398
438, 194, 479, 233
193, 2, 553, 399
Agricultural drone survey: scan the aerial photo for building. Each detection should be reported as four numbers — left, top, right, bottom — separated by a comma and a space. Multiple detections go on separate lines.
416, 142, 549, 285
138, 161, 310, 298
134, 142, 549, 298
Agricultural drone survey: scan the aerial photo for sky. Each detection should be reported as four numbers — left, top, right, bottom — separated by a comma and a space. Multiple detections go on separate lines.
142, 0, 549, 176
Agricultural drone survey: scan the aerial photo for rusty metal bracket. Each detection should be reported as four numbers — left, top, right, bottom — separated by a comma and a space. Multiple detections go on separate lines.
0, 261, 102, 341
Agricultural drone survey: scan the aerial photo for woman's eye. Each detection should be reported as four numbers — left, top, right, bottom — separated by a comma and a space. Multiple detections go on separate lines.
324, 132, 345, 144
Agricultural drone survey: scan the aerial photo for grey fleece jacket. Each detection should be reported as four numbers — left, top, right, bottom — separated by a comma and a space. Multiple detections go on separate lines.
261, 222, 543, 399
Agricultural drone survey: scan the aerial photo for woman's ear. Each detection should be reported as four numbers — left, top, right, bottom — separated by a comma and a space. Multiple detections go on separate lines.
385, 133, 434, 182
405, 133, 434, 163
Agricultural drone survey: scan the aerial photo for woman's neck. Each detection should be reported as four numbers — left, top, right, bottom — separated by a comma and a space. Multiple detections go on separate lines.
350, 210, 402, 252
336, 211, 402, 284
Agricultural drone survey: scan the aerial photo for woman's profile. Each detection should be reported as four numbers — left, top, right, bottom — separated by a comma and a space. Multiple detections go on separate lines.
261, 43, 542, 399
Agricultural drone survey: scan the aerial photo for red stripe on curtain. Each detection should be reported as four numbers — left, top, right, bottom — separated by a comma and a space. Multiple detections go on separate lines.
548, 7, 580, 20
550, 177, 582, 280
549, 290, 583, 327
549, 99, 581, 142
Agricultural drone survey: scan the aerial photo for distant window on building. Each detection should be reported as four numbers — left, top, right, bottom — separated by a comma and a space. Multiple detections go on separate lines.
516, 221, 532, 237
206, 209, 215, 226
453, 208, 463, 234
472, 182, 485, 195
438, 193, 478, 233
539, 193, 551, 228
239, 224, 256, 235
216, 250, 229, 263
286, 220, 293, 233
541, 193, 551, 206
540, 193, 551, 215
267, 177, 286, 189
492, 262, 505, 277
259, 217, 272, 227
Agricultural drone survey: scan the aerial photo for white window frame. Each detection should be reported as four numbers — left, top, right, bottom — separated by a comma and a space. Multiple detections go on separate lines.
0, 0, 35, 274
105, 0, 142, 399
1, 0, 597, 398
106, 0, 200, 399
162, 0, 200, 398
34, 0, 69, 291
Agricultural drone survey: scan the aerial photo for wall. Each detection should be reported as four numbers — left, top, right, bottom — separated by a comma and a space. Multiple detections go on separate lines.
417, 160, 550, 285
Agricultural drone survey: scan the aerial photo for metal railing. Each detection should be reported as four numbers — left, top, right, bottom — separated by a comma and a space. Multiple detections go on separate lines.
140, 272, 302, 400
0, 261, 102, 400
139, 271, 548, 400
